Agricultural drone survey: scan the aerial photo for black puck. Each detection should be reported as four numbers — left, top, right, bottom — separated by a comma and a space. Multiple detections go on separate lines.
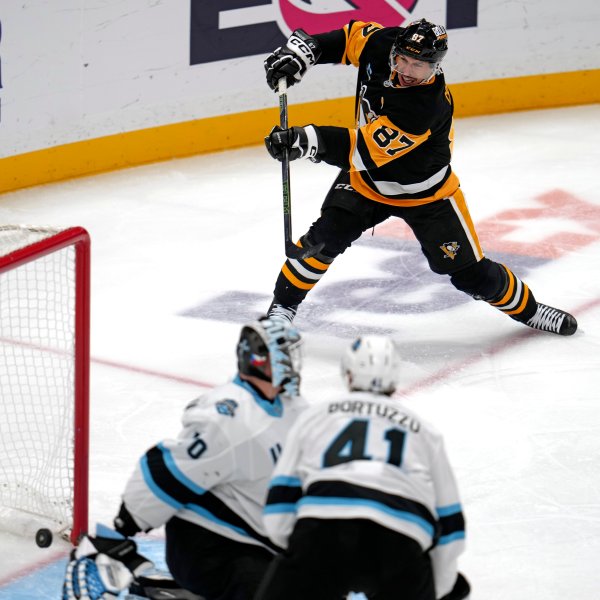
35, 528, 53, 548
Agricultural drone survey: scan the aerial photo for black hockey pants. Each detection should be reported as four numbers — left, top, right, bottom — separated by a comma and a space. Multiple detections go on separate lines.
254, 518, 436, 600
165, 517, 274, 600
272, 171, 537, 322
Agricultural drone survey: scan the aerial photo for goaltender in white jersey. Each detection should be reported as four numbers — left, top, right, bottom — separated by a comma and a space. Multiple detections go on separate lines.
120, 375, 306, 547
112, 318, 307, 600
257, 336, 470, 600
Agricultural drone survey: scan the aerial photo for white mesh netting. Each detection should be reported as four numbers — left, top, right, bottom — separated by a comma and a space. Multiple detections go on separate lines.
0, 226, 77, 537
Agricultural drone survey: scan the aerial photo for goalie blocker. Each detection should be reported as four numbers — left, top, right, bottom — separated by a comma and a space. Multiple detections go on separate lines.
62, 526, 206, 600
62, 526, 151, 600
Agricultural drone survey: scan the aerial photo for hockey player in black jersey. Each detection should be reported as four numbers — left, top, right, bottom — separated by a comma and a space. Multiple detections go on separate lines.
62, 318, 306, 600
264, 18, 577, 336
256, 335, 470, 600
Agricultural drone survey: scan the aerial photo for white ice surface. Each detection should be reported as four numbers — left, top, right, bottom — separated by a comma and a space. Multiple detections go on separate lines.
0, 104, 599, 599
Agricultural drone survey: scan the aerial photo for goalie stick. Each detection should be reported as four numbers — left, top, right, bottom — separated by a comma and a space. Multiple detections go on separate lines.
278, 78, 325, 260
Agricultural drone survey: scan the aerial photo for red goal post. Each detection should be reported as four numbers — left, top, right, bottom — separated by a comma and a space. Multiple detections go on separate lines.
0, 225, 90, 544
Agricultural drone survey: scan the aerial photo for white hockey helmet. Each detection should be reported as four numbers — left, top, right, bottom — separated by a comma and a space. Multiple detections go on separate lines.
341, 335, 401, 395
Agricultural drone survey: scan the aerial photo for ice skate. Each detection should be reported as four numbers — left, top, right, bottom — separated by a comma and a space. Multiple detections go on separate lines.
525, 303, 577, 336
267, 302, 298, 324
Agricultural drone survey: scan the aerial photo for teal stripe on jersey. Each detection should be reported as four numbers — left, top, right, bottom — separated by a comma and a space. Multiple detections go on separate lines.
298, 496, 435, 537
140, 454, 182, 509
157, 442, 207, 496
269, 475, 302, 488
185, 504, 251, 538
436, 503, 462, 517
233, 374, 283, 417
264, 502, 298, 515
438, 530, 466, 545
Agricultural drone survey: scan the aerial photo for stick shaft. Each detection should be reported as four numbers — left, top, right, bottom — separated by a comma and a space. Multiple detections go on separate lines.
276, 80, 324, 259
278, 79, 293, 242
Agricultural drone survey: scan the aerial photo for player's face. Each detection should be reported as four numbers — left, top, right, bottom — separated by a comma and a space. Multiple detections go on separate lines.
392, 55, 436, 86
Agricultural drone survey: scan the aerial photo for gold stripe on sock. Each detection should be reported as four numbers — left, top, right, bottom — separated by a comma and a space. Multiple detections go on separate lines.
282, 264, 316, 291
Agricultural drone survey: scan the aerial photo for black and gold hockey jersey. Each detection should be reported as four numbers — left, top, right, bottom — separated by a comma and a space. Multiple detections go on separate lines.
313, 21, 460, 207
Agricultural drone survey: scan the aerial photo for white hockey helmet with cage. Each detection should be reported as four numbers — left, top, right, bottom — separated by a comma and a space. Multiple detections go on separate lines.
341, 335, 401, 395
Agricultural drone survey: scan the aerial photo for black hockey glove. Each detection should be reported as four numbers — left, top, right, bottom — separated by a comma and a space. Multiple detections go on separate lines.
264, 29, 321, 91
265, 125, 325, 163
62, 525, 153, 600
113, 501, 144, 538
439, 573, 471, 600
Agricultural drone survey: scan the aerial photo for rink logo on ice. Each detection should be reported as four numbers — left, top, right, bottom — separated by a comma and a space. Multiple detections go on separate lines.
181, 189, 600, 337
190, 1, 478, 65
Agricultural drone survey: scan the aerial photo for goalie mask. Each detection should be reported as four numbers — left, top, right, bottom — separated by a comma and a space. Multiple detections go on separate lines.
341, 335, 401, 395
237, 318, 302, 395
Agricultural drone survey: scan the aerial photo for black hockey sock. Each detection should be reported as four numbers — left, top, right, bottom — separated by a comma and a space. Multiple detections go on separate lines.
487, 264, 537, 323
273, 241, 335, 307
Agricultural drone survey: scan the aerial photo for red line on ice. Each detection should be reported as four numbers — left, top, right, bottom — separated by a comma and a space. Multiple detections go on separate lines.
395, 297, 600, 397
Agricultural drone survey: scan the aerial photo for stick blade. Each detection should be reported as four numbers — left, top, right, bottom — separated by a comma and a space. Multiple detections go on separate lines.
285, 240, 325, 260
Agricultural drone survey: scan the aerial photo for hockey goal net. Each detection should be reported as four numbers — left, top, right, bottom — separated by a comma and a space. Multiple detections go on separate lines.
0, 225, 90, 544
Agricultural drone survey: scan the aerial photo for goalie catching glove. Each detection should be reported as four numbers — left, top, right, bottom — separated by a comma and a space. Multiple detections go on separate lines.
265, 125, 325, 163
62, 525, 153, 600
264, 29, 321, 91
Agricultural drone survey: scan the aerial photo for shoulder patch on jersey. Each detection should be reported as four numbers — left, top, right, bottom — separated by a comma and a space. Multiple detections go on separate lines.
216, 399, 239, 417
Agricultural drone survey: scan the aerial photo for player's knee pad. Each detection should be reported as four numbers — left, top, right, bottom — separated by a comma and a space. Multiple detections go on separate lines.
449, 258, 505, 300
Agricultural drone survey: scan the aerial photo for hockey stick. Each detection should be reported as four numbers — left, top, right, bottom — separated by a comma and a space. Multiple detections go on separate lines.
278, 78, 325, 260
